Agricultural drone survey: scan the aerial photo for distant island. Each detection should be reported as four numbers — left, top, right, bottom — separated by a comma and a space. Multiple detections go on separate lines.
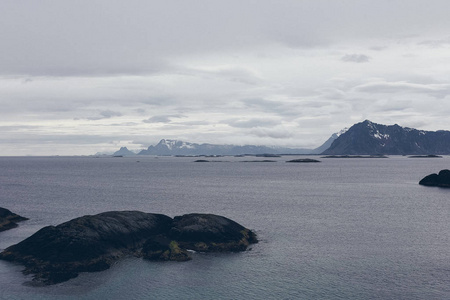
0, 211, 257, 285
408, 155, 442, 158
286, 158, 321, 163
108, 139, 332, 157
322, 155, 388, 158
102, 120, 450, 157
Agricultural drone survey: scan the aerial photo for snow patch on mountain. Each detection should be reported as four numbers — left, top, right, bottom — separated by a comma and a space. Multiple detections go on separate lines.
373, 132, 390, 140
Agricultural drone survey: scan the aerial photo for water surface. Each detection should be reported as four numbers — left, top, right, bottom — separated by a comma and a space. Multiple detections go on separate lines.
0, 156, 449, 299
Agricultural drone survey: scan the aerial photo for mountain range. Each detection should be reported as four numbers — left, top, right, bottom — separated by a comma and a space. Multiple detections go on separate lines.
109, 120, 450, 156
323, 120, 450, 155
113, 138, 333, 156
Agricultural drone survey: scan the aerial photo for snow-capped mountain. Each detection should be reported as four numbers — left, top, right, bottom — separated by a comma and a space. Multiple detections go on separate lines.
136, 139, 315, 156
322, 120, 450, 155
111, 130, 347, 157
312, 127, 349, 154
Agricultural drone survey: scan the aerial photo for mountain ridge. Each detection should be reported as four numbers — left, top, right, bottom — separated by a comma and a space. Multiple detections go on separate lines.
108, 120, 450, 156
322, 120, 450, 155
112, 137, 336, 156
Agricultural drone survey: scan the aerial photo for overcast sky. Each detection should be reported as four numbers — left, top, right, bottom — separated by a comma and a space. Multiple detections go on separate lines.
1, 0, 450, 155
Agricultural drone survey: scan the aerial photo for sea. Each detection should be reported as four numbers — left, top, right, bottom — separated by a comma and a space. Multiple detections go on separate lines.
0, 155, 449, 300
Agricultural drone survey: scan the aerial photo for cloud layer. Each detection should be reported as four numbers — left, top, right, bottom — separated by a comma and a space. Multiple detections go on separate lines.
1, 0, 450, 155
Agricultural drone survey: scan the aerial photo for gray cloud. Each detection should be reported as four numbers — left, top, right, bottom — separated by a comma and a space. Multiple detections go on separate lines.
2, 1, 450, 77
224, 118, 280, 129
341, 54, 371, 63
1, 1, 450, 155
369, 46, 387, 51
250, 127, 293, 139
143, 115, 185, 124
418, 36, 450, 47
82, 110, 123, 121
353, 81, 450, 98
240, 98, 300, 117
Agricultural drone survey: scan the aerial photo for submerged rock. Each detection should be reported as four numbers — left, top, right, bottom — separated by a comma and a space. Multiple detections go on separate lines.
419, 169, 450, 187
0, 211, 257, 285
0, 207, 28, 232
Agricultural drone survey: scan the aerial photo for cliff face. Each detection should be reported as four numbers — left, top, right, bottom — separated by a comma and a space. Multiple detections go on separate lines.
0, 211, 257, 285
322, 120, 450, 155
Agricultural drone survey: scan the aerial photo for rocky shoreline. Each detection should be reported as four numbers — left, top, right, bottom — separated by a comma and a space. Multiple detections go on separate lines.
0, 211, 257, 285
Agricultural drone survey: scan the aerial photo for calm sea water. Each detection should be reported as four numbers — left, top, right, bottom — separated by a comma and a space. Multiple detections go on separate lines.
0, 156, 449, 299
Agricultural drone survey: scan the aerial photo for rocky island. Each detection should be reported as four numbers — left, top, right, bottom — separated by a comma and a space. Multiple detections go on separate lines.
0, 211, 257, 285
419, 169, 450, 187
286, 158, 321, 163
0, 207, 28, 232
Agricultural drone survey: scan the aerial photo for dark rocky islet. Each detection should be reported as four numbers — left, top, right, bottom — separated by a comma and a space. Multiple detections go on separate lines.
0, 207, 28, 232
241, 160, 277, 163
419, 169, 450, 187
286, 158, 321, 163
0, 211, 257, 285
408, 155, 442, 158
321, 155, 388, 158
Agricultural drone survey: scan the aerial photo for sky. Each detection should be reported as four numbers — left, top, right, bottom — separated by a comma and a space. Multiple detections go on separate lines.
1, 0, 450, 155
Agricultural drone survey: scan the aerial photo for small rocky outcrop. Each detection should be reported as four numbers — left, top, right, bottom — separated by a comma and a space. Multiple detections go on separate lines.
0, 211, 257, 285
419, 169, 450, 187
286, 158, 321, 163
408, 155, 442, 158
0, 207, 28, 232
321, 155, 388, 158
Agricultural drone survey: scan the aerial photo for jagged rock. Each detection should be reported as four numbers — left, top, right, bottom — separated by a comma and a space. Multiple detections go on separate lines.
419, 169, 450, 187
0, 207, 28, 232
0, 211, 257, 285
